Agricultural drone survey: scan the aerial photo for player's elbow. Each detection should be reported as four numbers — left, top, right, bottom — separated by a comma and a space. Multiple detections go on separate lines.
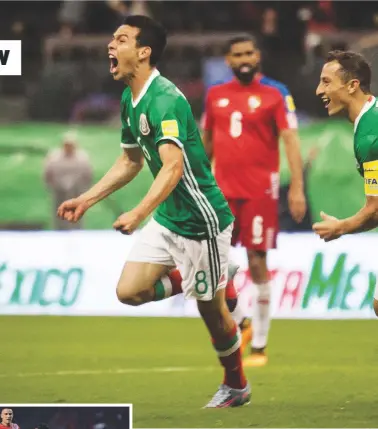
373, 299, 378, 317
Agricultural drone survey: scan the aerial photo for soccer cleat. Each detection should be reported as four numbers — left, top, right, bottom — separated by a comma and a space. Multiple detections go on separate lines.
239, 318, 253, 355
204, 383, 251, 408
243, 349, 268, 367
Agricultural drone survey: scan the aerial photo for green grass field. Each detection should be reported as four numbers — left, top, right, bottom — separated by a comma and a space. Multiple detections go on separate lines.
1, 316, 377, 427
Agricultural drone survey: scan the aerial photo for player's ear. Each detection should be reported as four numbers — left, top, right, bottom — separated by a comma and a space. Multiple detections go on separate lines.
255, 49, 261, 63
138, 46, 151, 62
348, 79, 360, 94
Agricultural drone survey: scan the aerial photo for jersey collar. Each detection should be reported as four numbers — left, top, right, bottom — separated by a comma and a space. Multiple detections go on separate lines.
132, 68, 160, 108
354, 95, 376, 133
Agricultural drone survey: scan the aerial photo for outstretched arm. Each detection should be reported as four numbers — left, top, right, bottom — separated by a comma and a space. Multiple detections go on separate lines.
57, 147, 144, 223
80, 147, 144, 206
338, 196, 378, 234
113, 142, 183, 234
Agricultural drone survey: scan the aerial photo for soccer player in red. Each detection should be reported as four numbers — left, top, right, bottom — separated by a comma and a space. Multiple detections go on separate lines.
0, 409, 20, 429
202, 34, 306, 367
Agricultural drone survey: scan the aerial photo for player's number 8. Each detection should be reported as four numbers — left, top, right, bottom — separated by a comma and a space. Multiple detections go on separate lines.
229, 111, 243, 138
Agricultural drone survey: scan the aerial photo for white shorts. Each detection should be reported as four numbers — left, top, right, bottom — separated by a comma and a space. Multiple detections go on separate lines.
127, 218, 233, 301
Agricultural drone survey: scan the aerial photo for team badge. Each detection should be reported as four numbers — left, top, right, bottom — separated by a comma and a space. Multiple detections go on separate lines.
248, 96, 261, 111
217, 98, 229, 107
139, 113, 150, 135
162, 120, 179, 137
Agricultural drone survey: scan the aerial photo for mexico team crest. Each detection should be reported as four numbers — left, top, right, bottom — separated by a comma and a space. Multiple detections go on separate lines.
248, 96, 261, 111
139, 113, 150, 135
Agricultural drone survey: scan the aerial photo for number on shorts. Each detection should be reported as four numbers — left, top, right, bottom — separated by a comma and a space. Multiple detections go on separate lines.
194, 270, 208, 295
252, 215, 264, 245
229, 111, 243, 138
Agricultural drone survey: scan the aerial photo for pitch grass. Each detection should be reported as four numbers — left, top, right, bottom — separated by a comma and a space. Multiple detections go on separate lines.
1, 316, 377, 428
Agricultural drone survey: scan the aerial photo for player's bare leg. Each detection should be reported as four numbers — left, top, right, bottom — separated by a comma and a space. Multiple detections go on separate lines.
243, 249, 271, 367
116, 262, 182, 305
374, 299, 378, 317
199, 288, 250, 408
116, 261, 240, 306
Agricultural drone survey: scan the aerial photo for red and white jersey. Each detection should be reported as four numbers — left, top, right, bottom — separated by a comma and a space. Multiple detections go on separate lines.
202, 73, 298, 199
0, 424, 20, 429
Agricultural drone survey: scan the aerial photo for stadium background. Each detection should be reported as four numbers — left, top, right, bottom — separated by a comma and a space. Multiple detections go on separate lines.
1, 1, 378, 428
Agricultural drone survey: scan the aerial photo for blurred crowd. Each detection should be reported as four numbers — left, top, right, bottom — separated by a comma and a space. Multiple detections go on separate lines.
1, 1, 377, 115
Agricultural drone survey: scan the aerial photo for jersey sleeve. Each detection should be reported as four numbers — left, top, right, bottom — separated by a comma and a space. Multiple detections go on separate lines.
274, 91, 298, 131
357, 134, 378, 196
149, 93, 188, 149
202, 89, 214, 131
120, 92, 138, 149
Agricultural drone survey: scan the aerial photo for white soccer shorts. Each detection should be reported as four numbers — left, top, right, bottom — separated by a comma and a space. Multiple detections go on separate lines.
127, 218, 233, 301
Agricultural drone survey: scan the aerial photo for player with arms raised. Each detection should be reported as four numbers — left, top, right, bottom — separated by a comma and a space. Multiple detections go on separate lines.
203, 35, 306, 366
313, 50, 378, 316
57, 15, 250, 408
0, 409, 20, 429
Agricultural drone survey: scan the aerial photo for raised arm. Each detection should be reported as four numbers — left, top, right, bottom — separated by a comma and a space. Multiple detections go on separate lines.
57, 147, 144, 223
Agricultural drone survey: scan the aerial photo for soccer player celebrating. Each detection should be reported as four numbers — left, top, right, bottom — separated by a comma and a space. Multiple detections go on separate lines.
57, 15, 250, 408
313, 50, 378, 316
0, 409, 20, 429
202, 34, 307, 367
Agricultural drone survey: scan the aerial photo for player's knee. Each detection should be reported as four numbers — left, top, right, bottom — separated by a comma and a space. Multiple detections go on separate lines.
373, 299, 378, 317
116, 286, 141, 306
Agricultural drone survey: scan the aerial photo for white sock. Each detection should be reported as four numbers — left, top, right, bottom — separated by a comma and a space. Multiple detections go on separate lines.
231, 298, 246, 326
251, 281, 271, 349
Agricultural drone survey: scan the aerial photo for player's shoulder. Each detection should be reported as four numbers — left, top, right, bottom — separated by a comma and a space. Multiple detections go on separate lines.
357, 97, 378, 136
206, 81, 234, 98
258, 75, 291, 98
150, 75, 189, 107
121, 86, 131, 105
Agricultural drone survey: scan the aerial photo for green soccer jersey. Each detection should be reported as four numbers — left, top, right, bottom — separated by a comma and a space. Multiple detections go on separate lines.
354, 96, 378, 196
120, 69, 234, 239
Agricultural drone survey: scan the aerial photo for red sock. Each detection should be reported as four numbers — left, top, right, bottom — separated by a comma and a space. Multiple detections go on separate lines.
168, 269, 183, 296
212, 323, 247, 390
153, 269, 183, 301
225, 279, 237, 300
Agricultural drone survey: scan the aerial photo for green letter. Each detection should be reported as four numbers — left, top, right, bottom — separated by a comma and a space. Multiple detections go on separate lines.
302, 253, 346, 309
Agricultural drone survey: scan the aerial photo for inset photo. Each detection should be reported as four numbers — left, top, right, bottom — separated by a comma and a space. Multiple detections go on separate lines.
0, 405, 131, 429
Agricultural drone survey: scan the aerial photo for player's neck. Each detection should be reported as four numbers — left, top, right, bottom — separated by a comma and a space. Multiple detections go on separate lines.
349, 93, 373, 123
127, 67, 156, 103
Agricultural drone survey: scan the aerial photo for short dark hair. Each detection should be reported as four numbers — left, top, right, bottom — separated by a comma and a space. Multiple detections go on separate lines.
226, 33, 259, 54
326, 50, 371, 94
35, 424, 49, 429
123, 15, 167, 66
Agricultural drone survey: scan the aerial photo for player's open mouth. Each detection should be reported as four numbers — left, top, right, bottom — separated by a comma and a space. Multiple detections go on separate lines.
109, 54, 119, 74
321, 96, 331, 108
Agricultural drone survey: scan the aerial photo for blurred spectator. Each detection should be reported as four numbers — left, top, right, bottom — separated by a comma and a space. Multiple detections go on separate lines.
43, 131, 93, 230
279, 146, 319, 232
58, 0, 86, 35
